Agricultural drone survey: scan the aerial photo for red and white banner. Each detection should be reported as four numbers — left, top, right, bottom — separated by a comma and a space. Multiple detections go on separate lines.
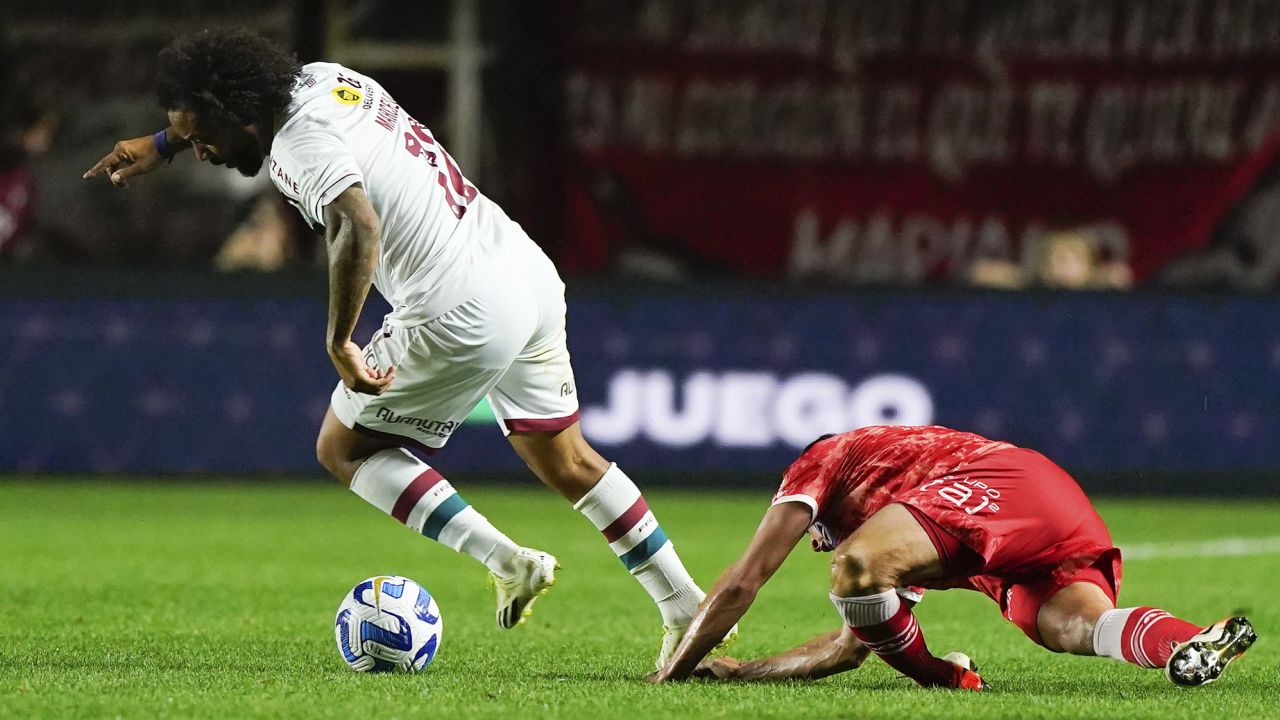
559, 0, 1280, 282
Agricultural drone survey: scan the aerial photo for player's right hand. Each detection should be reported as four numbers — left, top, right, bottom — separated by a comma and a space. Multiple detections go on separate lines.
329, 340, 396, 396
691, 656, 743, 680
83, 135, 165, 187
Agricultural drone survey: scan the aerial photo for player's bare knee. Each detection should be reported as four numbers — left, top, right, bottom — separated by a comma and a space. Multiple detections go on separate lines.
513, 428, 609, 500
555, 451, 606, 486
830, 544, 890, 595
556, 435, 609, 482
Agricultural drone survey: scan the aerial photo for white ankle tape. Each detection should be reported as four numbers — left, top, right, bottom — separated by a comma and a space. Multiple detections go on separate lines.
830, 589, 901, 628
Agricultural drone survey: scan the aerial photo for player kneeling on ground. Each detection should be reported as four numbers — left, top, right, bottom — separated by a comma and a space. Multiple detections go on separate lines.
654, 425, 1257, 689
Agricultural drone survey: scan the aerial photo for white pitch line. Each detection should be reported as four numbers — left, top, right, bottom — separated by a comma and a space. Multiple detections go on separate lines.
1120, 536, 1280, 561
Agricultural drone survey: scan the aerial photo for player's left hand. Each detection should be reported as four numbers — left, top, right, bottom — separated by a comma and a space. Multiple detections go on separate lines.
329, 340, 395, 395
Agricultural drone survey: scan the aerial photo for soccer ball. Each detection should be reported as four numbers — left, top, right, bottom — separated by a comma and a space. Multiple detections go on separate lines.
334, 575, 443, 672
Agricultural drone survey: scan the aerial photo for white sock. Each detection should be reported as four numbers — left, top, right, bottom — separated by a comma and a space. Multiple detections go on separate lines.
830, 589, 901, 627
573, 463, 699, 625
1092, 607, 1137, 662
350, 448, 519, 578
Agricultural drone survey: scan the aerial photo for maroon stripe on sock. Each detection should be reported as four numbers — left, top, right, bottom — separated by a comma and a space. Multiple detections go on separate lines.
391, 468, 445, 524
601, 496, 649, 542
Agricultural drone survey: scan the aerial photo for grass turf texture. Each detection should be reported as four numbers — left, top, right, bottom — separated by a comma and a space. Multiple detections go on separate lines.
1, 480, 1277, 719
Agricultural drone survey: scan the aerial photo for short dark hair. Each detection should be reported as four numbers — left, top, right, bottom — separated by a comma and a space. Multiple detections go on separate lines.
156, 28, 301, 126
803, 433, 836, 454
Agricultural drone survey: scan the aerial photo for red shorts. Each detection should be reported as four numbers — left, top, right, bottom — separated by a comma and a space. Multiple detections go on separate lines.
896, 447, 1122, 648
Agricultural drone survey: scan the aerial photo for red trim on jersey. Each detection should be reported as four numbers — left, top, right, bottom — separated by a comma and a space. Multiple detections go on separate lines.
352, 422, 441, 456
391, 468, 446, 524
601, 496, 649, 542
501, 411, 581, 433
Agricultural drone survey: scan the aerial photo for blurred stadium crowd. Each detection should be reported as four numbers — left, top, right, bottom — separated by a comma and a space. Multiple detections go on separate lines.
2, 0, 1279, 292
5, 1, 1280, 487
0, 0, 555, 271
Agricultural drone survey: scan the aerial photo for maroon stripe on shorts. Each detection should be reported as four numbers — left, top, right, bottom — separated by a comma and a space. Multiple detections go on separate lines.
391, 468, 446, 524
501, 410, 581, 433
601, 496, 649, 542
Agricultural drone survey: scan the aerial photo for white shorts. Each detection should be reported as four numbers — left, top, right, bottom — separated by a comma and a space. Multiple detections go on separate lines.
330, 258, 579, 454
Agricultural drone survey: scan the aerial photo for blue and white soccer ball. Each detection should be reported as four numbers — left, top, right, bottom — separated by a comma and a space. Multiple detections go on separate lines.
334, 575, 443, 672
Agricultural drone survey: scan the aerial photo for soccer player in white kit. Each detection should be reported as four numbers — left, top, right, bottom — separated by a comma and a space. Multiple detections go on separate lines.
84, 28, 720, 667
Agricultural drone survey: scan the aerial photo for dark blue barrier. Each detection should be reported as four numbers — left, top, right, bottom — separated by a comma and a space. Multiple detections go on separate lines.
2, 275, 1278, 479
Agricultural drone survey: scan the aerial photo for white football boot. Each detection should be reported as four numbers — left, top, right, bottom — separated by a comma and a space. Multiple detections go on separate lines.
492, 548, 559, 629
1165, 616, 1257, 687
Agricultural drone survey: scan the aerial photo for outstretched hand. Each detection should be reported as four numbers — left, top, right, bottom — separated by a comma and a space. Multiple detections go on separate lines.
83, 135, 165, 187
648, 657, 744, 683
329, 340, 396, 395
692, 656, 744, 680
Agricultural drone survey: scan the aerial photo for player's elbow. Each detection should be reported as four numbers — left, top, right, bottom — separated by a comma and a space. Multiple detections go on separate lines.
717, 577, 761, 605
341, 206, 380, 242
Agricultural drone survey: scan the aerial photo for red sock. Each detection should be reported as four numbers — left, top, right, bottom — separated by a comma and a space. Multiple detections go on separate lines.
850, 602, 955, 687
1116, 607, 1201, 668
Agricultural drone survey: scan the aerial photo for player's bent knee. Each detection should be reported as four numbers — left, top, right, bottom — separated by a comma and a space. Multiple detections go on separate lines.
830, 544, 894, 595
550, 434, 609, 483
509, 425, 609, 495
549, 449, 606, 486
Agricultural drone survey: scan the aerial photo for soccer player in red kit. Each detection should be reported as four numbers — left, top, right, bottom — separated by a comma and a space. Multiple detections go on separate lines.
654, 426, 1257, 689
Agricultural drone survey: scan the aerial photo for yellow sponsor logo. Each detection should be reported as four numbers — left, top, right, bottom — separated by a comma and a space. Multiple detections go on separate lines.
371, 575, 389, 609
332, 86, 362, 105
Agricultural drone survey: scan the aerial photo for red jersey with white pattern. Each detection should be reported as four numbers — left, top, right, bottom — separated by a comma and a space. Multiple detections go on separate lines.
772, 425, 1013, 548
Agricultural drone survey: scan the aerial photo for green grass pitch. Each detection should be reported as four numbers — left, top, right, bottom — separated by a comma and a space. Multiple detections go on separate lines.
1, 480, 1277, 719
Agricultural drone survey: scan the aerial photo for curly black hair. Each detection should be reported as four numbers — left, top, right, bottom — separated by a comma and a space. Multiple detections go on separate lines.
156, 28, 301, 127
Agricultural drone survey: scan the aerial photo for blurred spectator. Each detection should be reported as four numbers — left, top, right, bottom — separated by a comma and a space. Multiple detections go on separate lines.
1038, 231, 1133, 290
215, 192, 320, 272
968, 229, 1133, 291
9, 4, 293, 267
0, 120, 36, 262
0, 37, 57, 262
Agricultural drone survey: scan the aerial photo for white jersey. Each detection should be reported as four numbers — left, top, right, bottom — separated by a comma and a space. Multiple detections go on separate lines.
269, 62, 542, 324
